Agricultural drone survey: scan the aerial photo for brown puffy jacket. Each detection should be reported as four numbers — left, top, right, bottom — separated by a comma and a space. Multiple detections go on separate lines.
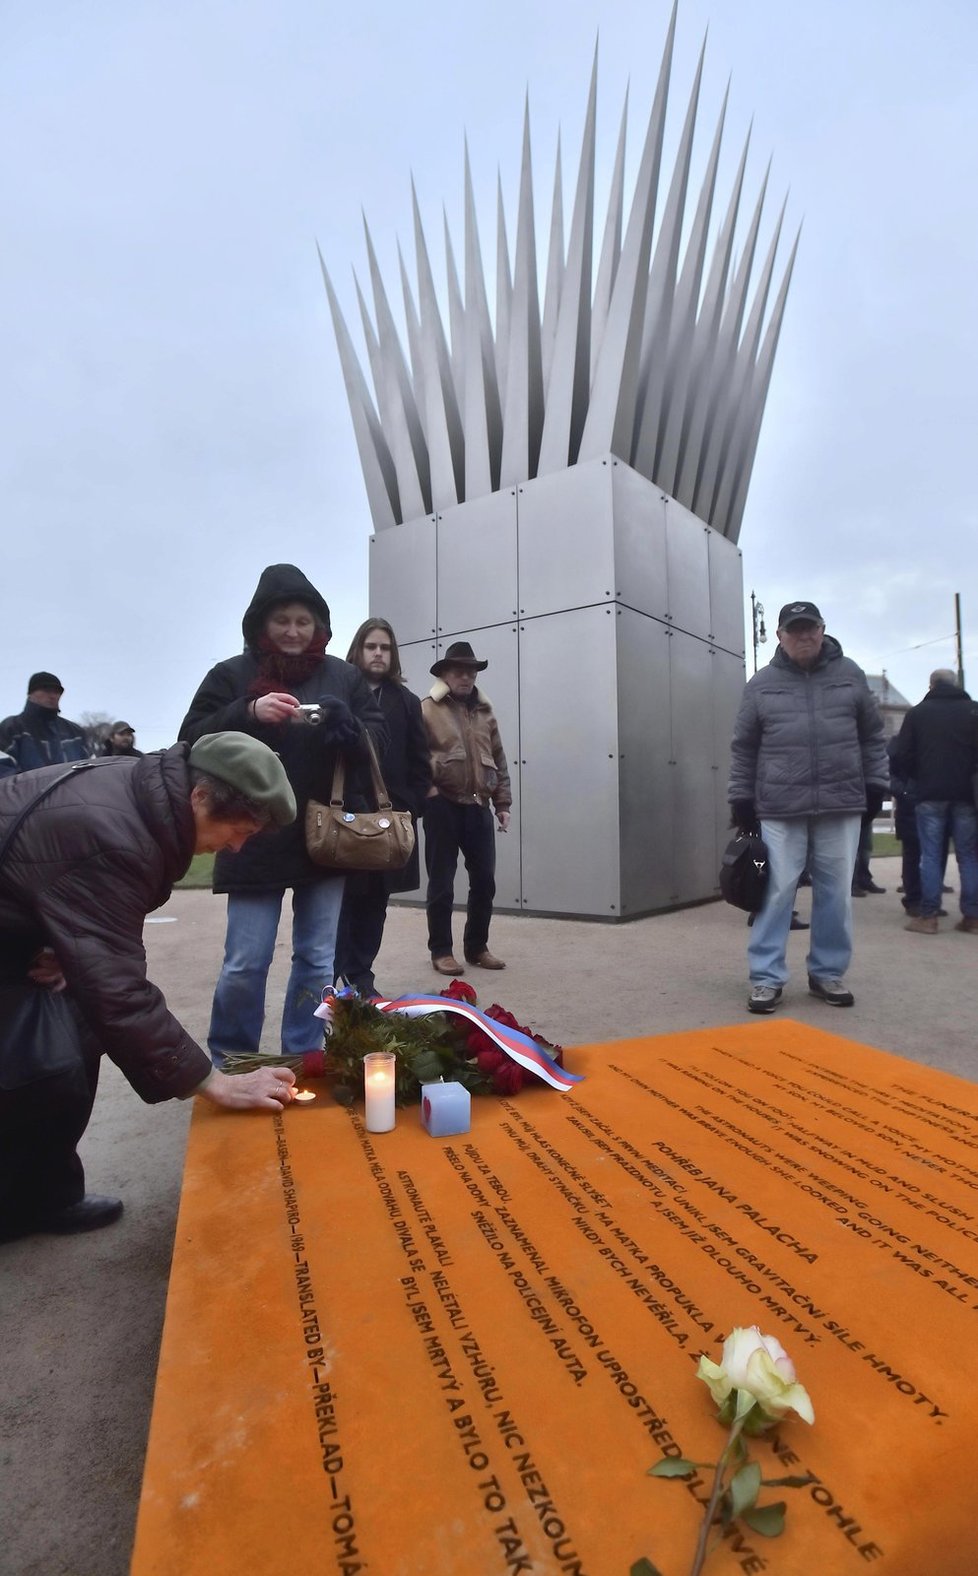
0, 746, 211, 1102
421, 682, 512, 809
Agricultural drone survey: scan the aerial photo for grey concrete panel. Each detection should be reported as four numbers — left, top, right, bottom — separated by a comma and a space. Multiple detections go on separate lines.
437, 489, 518, 636
516, 459, 614, 618
617, 608, 675, 914
667, 628, 722, 902
664, 496, 711, 639
518, 606, 620, 916
707, 530, 745, 656
711, 645, 747, 863
369, 515, 437, 645
610, 460, 668, 622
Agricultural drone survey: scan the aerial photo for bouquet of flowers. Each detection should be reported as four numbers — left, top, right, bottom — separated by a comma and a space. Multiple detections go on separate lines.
221, 980, 566, 1106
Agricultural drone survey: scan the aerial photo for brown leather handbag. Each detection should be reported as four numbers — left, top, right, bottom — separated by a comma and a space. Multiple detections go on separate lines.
305, 733, 415, 871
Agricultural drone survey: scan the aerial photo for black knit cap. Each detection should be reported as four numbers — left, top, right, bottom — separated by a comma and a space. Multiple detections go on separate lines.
28, 672, 63, 693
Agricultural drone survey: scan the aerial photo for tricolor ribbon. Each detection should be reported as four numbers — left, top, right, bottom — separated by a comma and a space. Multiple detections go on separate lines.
314, 987, 581, 1092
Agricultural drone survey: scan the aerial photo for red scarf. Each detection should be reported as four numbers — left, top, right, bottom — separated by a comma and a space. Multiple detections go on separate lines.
247, 629, 329, 697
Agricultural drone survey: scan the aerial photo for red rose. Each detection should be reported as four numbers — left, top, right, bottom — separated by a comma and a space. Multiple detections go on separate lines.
301, 1050, 327, 1079
441, 979, 478, 1005
533, 1034, 564, 1068
485, 1004, 521, 1031
466, 1027, 495, 1058
476, 1049, 506, 1074
492, 1062, 525, 1095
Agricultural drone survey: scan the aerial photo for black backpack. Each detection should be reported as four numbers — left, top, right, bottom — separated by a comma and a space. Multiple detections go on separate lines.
719, 832, 770, 913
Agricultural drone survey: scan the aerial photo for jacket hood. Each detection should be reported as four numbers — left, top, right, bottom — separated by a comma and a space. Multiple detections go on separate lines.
132, 744, 198, 882
771, 632, 843, 674
241, 565, 332, 649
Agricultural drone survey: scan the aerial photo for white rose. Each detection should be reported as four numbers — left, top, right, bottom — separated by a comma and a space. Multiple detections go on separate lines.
697, 1326, 814, 1427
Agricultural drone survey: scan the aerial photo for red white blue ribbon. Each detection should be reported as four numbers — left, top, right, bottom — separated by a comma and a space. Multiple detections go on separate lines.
315, 987, 581, 1092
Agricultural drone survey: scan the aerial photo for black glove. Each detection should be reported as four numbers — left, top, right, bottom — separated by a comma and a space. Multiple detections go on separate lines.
318, 697, 361, 747
730, 800, 760, 836
865, 786, 885, 820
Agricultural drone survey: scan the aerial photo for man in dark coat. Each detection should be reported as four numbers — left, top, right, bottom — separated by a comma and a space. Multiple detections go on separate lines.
179, 565, 388, 1061
101, 720, 143, 757
0, 672, 89, 772
0, 734, 300, 1244
334, 619, 432, 994
892, 670, 978, 935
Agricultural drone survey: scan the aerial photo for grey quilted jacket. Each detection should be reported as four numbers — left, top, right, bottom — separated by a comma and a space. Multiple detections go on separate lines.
728, 636, 888, 818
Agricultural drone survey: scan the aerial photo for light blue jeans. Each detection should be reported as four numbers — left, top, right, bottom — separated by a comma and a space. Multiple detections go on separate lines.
749, 815, 862, 988
208, 880, 345, 1065
916, 801, 978, 918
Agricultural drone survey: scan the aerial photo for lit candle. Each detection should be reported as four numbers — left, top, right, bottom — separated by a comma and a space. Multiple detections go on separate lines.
292, 1089, 316, 1105
421, 1080, 471, 1137
363, 1051, 396, 1133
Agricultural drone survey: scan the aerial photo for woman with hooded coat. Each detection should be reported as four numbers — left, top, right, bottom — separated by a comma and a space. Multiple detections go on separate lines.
180, 565, 387, 1063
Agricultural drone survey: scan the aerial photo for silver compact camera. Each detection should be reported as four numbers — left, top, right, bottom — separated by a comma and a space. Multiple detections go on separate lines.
293, 703, 324, 726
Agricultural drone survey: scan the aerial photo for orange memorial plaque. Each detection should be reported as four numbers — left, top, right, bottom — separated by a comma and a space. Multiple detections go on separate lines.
132, 1021, 978, 1574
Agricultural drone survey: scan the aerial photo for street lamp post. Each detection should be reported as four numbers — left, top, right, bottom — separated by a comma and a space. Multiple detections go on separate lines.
751, 591, 767, 675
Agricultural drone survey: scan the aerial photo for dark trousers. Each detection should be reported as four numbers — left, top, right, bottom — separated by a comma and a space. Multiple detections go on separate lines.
0, 1019, 101, 1237
423, 796, 496, 959
334, 875, 389, 995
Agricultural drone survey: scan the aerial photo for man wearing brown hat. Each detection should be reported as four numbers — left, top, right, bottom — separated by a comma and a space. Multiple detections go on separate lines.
0, 673, 88, 773
421, 642, 512, 974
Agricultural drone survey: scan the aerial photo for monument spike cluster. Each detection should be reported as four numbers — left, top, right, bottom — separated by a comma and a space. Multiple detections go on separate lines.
323, 9, 797, 545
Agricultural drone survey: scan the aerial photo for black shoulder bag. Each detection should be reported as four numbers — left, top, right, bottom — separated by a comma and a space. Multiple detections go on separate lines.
0, 761, 100, 1089
718, 831, 770, 914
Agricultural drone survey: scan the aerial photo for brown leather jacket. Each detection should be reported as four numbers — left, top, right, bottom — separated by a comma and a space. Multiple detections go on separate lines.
421, 682, 512, 809
0, 747, 211, 1102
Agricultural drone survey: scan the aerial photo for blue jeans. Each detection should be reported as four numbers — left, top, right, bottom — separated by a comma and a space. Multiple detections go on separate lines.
749, 815, 861, 988
915, 801, 978, 919
209, 880, 344, 1065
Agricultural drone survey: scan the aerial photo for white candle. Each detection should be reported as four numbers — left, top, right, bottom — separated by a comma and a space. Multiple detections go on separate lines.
363, 1052, 396, 1133
292, 1089, 316, 1105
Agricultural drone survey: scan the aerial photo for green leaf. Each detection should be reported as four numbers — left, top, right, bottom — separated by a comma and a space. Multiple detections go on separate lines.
648, 1457, 698, 1477
727, 1461, 761, 1518
629, 1560, 665, 1576
760, 1473, 817, 1490
742, 1501, 787, 1537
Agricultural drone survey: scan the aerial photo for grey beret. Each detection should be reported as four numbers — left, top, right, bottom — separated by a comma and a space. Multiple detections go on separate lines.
188, 732, 296, 826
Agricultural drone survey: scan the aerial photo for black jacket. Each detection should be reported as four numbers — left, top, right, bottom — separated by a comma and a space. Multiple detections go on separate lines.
892, 681, 978, 803
0, 748, 210, 1101
178, 565, 388, 892
350, 677, 431, 894
0, 701, 88, 773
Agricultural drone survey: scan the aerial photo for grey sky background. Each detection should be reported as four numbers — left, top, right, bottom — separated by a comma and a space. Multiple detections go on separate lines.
2, 1, 976, 746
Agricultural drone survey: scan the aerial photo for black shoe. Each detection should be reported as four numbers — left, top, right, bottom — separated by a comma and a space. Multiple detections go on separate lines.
808, 975, 854, 1008
748, 985, 782, 1014
860, 881, 886, 894
39, 1195, 123, 1236
789, 911, 810, 931
851, 885, 866, 896
943, 885, 954, 894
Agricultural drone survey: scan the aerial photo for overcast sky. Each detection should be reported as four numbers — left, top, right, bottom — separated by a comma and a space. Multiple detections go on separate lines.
2, 0, 976, 745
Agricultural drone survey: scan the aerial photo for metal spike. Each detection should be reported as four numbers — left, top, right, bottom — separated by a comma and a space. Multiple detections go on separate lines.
318, 251, 399, 530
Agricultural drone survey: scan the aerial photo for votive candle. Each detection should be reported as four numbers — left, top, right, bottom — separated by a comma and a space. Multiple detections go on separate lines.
363, 1051, 396, 1133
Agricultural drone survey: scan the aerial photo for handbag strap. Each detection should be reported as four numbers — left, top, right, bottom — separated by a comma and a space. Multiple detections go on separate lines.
328, 731, 393, 811
0, 759, 102, 869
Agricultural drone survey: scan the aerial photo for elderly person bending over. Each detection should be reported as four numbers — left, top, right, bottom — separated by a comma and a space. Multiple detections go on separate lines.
0, 733, 299, 1244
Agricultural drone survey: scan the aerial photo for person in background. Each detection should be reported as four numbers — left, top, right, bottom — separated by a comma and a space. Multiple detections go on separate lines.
0, 673, 88, 772
333, 619, 431, 996
421, 641, 512, 976
101, 721, 143, 757
729, 600, 888, 1014
0, 733, 299, 1244
179, 564, 387, 1063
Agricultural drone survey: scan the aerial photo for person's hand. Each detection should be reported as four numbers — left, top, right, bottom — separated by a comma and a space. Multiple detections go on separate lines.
730, 799, 760, 836
318, 697, 361, 746
195, 1066, 296, 1110
27, 946, 66, 992
496, 809, 511, 832
253, 692, 300, 725
865, 786, 885, 820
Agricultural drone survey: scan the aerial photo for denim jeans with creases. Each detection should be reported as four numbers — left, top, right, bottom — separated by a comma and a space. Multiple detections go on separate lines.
749, 815, 861, 988
915, 801, 978, 919
208, 879, 345, 1065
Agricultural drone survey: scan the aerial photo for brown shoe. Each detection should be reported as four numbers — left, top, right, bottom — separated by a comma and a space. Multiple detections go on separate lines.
905, 915, 939, 934
955, 917, 978, 935
466, 950, 506, 969
431, 954, 465, 976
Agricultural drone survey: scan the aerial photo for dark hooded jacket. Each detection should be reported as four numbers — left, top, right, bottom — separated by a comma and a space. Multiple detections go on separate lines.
0, 747, 211, 1101
891, 680, 978, 803
178, 565, 388, 892
728, 635, 888, 818
0, 701, 88, 773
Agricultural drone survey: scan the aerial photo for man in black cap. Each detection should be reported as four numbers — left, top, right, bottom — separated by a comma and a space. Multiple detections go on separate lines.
101, 721, 143, 757
0, 733, 300, 1243
728, 601, 888, 1014
421, 642, 512, 975
0, 673, 88, 773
